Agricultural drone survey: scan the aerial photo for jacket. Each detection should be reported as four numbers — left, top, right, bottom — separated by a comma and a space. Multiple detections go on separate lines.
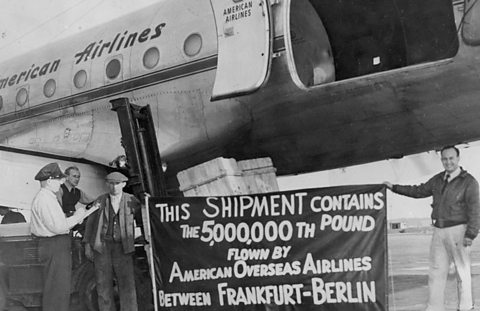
83, 192, 140, 254
392, 169, 480, 239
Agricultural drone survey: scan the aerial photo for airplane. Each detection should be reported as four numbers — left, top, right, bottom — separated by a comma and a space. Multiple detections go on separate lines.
0, 0, 479, 200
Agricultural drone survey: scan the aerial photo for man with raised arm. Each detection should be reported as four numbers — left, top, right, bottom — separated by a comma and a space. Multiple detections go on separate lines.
30, 162, 86, 311
57, 166, 94, 217
384, 146, 480, 311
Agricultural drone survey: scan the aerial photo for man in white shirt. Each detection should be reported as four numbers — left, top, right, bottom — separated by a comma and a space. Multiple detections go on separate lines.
30, 162, 86, 311
384, 146, 480, 311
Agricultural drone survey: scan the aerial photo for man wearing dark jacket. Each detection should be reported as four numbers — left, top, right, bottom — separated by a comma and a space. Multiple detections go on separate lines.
385, 146, 480, 311
83, 172, 140, 311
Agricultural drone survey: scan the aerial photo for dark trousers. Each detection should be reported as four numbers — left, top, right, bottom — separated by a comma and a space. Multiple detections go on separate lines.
38, 235, 71, 311
93, 242, 137, 311
0, 264, 7, 311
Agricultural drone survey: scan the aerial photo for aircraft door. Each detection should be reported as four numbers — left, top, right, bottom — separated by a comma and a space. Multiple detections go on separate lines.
210, 0, 272, 100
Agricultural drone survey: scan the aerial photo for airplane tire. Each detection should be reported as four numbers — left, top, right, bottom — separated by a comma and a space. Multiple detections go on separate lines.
74, 261, 152, 311
75, 262, 100, 311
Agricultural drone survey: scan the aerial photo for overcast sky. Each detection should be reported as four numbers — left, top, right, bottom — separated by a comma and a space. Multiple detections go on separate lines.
1, 0, 479, 220
0, 0, 159, 62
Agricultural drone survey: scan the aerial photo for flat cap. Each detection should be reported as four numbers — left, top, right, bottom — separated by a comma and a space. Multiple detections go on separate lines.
105, 172, 128, 182
35, 163, 66, 181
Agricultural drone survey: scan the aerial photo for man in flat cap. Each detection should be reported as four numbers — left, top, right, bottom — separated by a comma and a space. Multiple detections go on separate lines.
83, 172, 141, 311
30, 162, 87, 311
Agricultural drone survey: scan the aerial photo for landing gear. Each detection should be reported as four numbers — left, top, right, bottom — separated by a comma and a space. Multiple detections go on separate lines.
72, 260, 152, 311
73, 262, 99, 311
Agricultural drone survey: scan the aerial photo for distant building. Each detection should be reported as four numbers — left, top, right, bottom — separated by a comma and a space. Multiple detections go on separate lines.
388, 218, 432, 233
389, 222, 407, 230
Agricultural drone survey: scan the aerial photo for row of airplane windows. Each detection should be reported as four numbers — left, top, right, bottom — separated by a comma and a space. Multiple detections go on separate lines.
0, 33, 203, 112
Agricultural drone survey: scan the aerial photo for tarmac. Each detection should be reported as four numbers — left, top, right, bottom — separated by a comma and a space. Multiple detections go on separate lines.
388, 232, 480, 311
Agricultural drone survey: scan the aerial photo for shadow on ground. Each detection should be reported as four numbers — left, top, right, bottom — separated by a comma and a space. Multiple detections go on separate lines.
389, 275, 428, 293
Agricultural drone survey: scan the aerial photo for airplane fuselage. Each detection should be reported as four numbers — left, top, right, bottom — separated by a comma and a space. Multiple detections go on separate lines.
0, 0, 479, 183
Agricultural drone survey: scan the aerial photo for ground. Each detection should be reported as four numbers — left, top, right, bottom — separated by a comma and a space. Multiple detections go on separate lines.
389, 232, 480, 310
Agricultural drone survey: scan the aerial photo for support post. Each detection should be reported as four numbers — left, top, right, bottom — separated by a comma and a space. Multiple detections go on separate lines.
110, 97, 167, 197
110, 97, 168, 311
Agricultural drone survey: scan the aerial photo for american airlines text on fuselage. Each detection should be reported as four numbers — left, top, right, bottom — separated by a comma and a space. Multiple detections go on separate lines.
0, 22, 167, 90
223, 1, 253, 23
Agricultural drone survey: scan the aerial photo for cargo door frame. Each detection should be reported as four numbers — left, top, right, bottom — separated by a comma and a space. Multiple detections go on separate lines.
282, 0, 335, 90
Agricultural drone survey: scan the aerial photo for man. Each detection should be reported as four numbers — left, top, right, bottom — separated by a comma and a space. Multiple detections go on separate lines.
0, 206, 26, 224
385, 146, 480, 311
83, 172, 140, 311
30, 162, 86, 311
56, 166, 94, 217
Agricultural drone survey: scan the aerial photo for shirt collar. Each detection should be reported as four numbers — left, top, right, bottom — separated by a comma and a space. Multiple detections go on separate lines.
63, 183, 74, 192
446, 167, 461, 180
110, 193, 122, 200
40, 187, 57, 197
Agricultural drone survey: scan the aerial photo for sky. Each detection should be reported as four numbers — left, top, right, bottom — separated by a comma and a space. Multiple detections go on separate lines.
1, 0, 479, 220
0, 0, 159, 62
278, 142, 480, 220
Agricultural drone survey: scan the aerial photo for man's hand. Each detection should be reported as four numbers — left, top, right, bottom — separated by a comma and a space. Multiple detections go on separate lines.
85, 243, 94, 261
464, 237, 473, 247
383, 182, 393, 189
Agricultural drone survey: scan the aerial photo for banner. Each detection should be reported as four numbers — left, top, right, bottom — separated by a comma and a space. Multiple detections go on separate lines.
148, 184, 387, 310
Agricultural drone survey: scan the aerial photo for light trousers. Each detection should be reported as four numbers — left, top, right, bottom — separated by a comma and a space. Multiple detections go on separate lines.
426, 224, 473, 311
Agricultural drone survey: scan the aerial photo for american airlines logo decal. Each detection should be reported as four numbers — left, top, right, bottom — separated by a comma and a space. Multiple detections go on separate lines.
224, 1, 253, 23
0, 60, 61, 90
74, 22, 166, 64
0, 23, 166, 90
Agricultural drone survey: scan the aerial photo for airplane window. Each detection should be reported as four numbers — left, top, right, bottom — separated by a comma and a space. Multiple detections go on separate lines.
16, 88, 28, 107
0, 96, 3, 111
43, 79, 56, 98
106, 59, 121, 80
184, 33, 202, 57
143, 47, 160, 69
74, 70, 87, 89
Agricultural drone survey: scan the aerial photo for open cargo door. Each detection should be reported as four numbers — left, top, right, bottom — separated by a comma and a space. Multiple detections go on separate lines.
210, 0, 272, 100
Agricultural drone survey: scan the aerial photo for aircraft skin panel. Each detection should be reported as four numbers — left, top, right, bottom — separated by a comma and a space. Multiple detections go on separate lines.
242, 44, 480, 175
0, 149, 108, 211
3, 67, 252, 168
0, 0, 217, 123
0, 0, 480, 183
0, 56, 218, 127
